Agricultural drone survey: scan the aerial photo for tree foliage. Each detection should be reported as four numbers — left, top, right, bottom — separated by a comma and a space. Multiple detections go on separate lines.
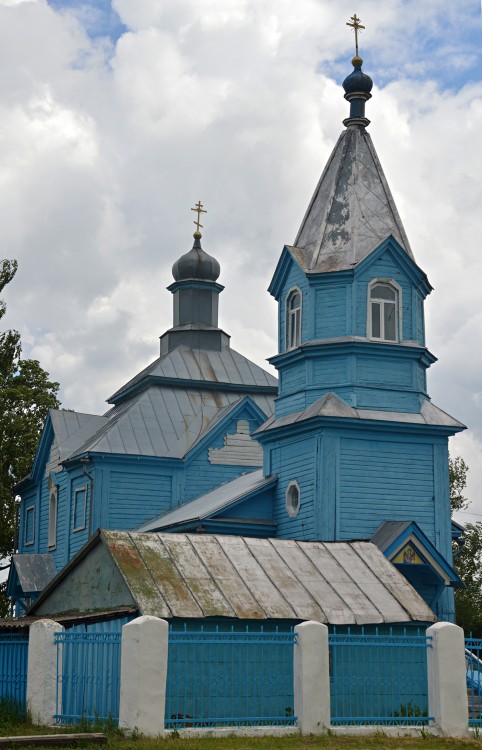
0, 260, 60, 616
449, 455, 482, 636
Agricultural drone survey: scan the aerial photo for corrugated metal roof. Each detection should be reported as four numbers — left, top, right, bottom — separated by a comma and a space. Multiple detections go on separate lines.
256, 392, 465, 434
137, 469, 276, 532
104, 531, 436, 624
293, 127, 414, 273
109, 347, 278, 404
68, 390, 273, 460
11, 554, 57, 594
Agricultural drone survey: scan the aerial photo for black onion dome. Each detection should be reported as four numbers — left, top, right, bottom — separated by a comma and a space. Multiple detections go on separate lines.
343, 56, 373, 95
172, 235, 221, 282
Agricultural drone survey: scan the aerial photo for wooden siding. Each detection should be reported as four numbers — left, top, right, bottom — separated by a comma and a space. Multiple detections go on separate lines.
220, 490, 273, 520
108, 471, 172, 529
312, 356, 347, 387
271, 437, 317, 540
314, 285, 347, 339
355, 250, 414, 340
338, 438, 435, 541
357, 357, 413, 388
278, 262, 309, 353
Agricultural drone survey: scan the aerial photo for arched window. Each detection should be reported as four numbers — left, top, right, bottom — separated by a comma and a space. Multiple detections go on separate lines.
286, 289, 302, 350
369, 281, 400, 342
48, 486, 58, 549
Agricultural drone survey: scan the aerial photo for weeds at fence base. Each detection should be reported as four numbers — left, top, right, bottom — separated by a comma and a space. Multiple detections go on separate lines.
0, 697, 30, 730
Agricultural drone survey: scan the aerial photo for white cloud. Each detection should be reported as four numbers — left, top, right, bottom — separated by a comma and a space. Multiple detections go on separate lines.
0, 0, 481, 512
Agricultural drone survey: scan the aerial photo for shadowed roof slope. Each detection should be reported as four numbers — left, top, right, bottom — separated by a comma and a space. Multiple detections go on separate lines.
292, 127, 414, 273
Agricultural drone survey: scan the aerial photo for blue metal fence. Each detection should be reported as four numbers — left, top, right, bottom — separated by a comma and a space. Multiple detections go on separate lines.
54, 631, 121, 724
329, 627, 432, 725
0, 633, 29, 712
166, 624, 297, 729
465, 637, 482, 726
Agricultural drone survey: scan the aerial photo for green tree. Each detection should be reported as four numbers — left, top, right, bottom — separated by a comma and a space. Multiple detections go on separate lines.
0, 260, 60, 616
450, 455, 482, 636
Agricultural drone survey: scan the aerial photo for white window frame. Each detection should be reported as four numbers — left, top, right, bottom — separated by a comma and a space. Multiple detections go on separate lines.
285, 287, 302, 351
48, 486, 58, 549
286, 480, 301, 518
73, 487, 87, 532
24, 505, 35, 546
367, 278, 402, 342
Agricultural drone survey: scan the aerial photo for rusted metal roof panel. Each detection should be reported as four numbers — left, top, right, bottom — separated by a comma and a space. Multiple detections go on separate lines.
101, 531, 436, 624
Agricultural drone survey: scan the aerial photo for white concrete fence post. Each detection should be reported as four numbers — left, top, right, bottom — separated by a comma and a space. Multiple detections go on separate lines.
119, 615, 169, 737
294, 620, 330, 733
26, 619, 63, 725
427, 621, 468, 737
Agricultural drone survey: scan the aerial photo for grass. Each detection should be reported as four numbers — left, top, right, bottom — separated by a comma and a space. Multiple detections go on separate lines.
1, 710, 482, 749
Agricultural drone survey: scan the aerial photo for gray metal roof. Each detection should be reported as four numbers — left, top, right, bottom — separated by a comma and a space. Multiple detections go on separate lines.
103, 531, 436, 624
257, 393, 465, 434
11, 554, 57, 595
69, 390, 274, 461
109, 346, 278, 403
370, 521, 413, 554
137, 469, 275, 532
293, 127, 414, 273
50, 410, 108, 461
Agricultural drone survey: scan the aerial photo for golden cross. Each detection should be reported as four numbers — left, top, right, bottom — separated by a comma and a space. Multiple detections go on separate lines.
191, 200, 207, 235
346, 14, 365, 57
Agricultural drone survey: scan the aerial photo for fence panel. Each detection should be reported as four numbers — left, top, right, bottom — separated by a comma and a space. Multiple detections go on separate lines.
0, 633, 29, 712
54, 631, 121, 725
329, 628, 432, 725
465, 637, 482, 726
166, 625, 296, 729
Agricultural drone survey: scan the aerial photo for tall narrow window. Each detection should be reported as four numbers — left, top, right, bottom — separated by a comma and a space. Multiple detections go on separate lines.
48, 486, 58, 549
24, 505, 35, 546
73, 487, 87, 531
369, 282, 399, 342
286, 289, 302, 350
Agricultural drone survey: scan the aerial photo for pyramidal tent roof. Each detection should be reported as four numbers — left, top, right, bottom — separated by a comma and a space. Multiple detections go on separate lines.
292, 126, 414, 273
108, 346, 278, 404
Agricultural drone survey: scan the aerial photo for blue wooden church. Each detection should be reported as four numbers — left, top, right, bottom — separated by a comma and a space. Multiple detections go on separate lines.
9, 49, 465, 623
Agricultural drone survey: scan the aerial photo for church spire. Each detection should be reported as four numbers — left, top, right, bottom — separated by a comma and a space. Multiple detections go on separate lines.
342, 14, 373, 128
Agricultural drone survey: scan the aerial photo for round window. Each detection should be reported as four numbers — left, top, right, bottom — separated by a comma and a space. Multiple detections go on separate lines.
286, 481, 300, 517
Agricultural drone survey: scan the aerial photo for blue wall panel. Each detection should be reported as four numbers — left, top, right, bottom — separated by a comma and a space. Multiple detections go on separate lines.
271, 436, 317, 540
338, 438, 435, 541
314, 285, 347, 339
108, 470, 172, 529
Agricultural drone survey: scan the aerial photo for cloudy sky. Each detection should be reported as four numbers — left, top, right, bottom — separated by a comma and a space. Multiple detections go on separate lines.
1, 0, 482, 519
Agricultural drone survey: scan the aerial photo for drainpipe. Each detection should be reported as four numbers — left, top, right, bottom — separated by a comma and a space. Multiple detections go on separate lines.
80, 457, 95, 537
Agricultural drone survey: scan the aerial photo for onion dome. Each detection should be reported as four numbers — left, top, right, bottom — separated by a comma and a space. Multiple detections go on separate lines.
343, 55, 373, 96
172, 233, 221, 282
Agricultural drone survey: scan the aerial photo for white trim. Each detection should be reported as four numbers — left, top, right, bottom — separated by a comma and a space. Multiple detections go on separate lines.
285, 286, 302, 351
286, 480, 301, 518
72, 486, 87, 532
24, 504, 35, 546
367, 278, 402, 342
